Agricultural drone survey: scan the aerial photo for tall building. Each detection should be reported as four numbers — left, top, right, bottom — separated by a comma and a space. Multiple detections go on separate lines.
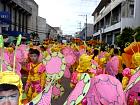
25, 0, 38, 33
0, 0, 38, 37
92, 0, 140, 44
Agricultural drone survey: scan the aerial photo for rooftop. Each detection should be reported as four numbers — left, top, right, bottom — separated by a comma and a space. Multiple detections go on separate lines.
92, 0, 111, 16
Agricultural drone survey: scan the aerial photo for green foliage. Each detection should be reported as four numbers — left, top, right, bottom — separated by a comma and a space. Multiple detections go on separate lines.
135, 27, 140, 41
116, 27, 134, 47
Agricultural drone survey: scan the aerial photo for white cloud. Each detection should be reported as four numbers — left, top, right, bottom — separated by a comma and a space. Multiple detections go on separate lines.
34, 0, 100, 35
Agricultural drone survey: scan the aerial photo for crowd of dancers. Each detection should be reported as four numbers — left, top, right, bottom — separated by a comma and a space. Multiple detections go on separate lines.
0, 35, 140, 105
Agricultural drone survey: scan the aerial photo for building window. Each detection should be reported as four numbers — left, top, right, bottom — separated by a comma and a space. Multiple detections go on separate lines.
129, 4, 134, 17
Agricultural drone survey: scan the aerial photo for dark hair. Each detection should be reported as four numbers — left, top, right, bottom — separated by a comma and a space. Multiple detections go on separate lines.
92, 49, 99, 59
100, 47, 105, 52
0, 84, 18, 91
110, 45, 114, 48
40, 46, 46, 51
29, 48, 40, 56
114, 48, 119, 55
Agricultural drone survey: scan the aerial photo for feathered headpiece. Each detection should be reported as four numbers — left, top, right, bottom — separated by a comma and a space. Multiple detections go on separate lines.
76, 54, 93, 72
0, 35, 22, 105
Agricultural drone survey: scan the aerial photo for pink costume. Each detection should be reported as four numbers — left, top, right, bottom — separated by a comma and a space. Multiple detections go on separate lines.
25, 62, 46, 101
106, 55, 119, 76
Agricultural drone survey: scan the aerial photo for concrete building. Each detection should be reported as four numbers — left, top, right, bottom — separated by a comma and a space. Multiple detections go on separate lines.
46, 23, 57, 39
92, 0, 140, 45
25, 0, 38, 33
37, 16, 47, 42
0, 0, 38, 37
79, 23, 94, 40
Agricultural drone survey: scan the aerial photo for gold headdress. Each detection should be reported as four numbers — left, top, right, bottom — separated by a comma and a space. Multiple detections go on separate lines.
0, 35, 22, 105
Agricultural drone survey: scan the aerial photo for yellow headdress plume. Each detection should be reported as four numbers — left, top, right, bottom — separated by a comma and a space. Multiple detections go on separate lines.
0, 35, 22, 105
76, 54, 93, 72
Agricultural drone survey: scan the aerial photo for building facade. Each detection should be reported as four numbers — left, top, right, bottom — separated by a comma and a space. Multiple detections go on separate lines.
0, 0, 38, 37
79, 23, 94, 40
37, 16, 47, 42
53, 27, 63, 40
25, 0, 38, 33
46, 23, 57, 39
92, 0, 140, 45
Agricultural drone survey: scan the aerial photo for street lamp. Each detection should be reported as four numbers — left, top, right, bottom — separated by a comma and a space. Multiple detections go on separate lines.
79, 14, 87, 41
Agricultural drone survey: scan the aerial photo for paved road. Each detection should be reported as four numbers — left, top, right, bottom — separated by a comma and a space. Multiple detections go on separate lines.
51, 77, 73, 105
21, 74, 73, 105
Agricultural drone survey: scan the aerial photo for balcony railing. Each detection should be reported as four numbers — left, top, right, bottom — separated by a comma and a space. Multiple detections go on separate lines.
94, 0, 124, 25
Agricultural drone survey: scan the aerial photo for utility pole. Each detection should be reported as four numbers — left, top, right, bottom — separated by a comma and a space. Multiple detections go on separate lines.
79, 14, 88, 41
85, 14, 87, 41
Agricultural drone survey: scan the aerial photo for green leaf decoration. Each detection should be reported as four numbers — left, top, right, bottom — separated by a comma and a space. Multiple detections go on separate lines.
16, 34, 22, 46
76, 95, 83, 104
0, 35, 4, 48
31, 93, 42, 104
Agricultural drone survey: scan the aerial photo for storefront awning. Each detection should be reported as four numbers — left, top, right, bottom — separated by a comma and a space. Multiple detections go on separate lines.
2, 30, 30, 38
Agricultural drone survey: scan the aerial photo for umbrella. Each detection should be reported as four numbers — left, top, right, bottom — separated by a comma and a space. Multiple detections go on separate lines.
86, 74, 126, 105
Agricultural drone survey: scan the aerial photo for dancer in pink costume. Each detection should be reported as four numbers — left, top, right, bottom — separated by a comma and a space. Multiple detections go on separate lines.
25, 49, 46, 102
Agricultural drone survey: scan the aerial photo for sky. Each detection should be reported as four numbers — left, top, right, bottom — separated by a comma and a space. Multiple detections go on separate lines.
34, 0, 101, 35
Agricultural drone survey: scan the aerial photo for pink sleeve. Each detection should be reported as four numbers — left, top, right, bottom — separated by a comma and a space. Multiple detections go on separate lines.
71, 72, 78, 84
26, 63, 31, 72
38, 64, 46, 74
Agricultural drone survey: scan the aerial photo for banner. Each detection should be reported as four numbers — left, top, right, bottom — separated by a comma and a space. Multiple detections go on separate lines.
0, 11, 11, 24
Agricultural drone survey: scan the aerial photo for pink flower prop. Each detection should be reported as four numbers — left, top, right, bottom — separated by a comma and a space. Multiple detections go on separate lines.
86, 74, 126, 105
125, 68, 140, 105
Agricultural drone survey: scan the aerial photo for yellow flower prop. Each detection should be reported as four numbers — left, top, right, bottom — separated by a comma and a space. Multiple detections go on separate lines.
122, 76, 129, 90
29, 42, 33, 48
6, 47, 14, 53
51, 44, 61, 52
86, 46, 93, 54
132, 53, 140, 68
76, 54, 93, 73
124, 42, 140, 68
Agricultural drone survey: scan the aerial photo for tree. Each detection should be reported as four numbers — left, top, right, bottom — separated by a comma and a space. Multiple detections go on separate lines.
116, 27, 134, 48
135, 27, 140, 41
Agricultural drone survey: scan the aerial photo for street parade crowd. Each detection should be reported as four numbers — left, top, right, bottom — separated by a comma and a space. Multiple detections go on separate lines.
0, 34, 140, 105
